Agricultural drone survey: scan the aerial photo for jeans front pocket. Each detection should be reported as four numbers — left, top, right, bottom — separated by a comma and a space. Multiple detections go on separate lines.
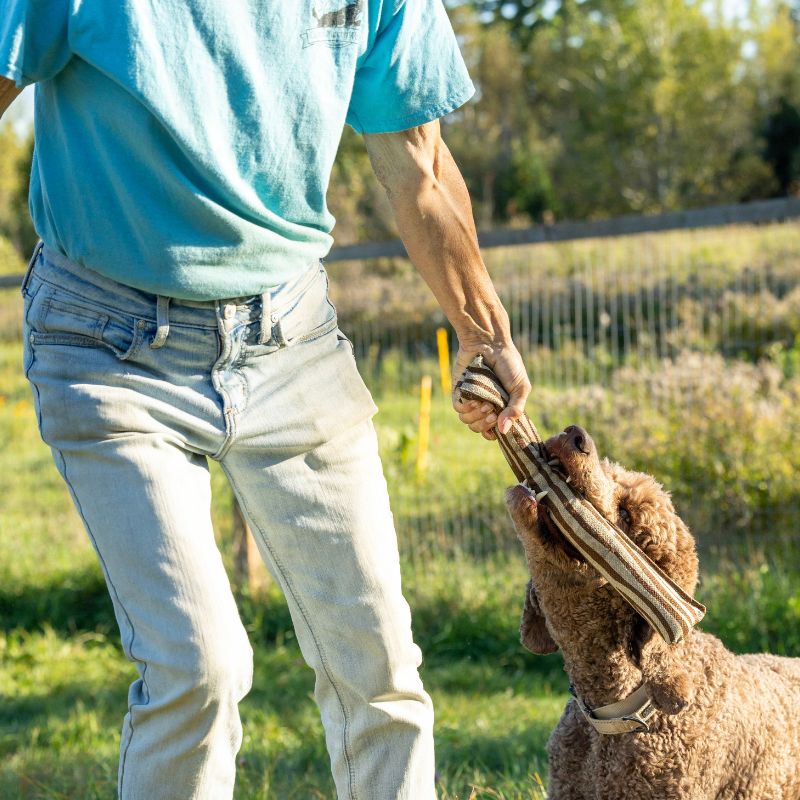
275, 265, 338, 347
27, 284, 143, 361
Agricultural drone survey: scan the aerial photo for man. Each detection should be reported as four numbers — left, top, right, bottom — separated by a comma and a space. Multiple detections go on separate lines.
0, 1, 529, 797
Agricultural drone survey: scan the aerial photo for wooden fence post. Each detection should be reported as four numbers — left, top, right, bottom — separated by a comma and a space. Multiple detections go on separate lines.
233, 499, 271, 597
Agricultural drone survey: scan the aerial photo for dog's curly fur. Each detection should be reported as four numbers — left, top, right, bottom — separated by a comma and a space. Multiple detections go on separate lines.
506, 425, 800, 799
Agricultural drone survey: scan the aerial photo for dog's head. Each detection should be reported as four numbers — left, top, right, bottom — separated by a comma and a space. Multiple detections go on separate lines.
506, 425, 700, 714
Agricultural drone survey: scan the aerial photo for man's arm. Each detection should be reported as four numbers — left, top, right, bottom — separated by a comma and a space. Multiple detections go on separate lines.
0, 76, 23, 121
363, 120, 530, 438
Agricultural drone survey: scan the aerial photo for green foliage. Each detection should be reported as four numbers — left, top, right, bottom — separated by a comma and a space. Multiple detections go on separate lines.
437, 0, 800, 229
2, 220, 800, 796
0, 124, 35, 260
764, 97, 800, 193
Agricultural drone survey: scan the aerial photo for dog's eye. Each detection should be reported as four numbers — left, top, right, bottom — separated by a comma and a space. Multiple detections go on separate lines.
619, 507, 628, 518
618, 506, 631, 526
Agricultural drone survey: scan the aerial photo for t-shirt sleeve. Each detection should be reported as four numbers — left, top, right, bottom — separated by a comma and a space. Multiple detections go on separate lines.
0, 0, 72, 86
346, 0, 474, 134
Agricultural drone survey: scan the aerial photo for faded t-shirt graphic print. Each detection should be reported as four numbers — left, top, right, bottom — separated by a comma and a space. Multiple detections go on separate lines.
302, 0, 363, 48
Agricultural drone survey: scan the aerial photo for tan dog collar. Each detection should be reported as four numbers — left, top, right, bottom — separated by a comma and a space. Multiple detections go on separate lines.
571, 685, 657, 734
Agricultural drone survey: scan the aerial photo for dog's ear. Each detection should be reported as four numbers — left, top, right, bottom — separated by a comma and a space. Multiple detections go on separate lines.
632, 623, 695, 715
625, 614, 654, 666
521, 579, 558, 655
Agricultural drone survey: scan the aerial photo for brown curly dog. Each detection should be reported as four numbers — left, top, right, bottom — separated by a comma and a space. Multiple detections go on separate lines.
506, 424, 800, 799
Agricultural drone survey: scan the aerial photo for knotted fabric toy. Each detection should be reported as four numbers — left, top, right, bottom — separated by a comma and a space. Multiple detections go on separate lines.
455, 356, 705, 645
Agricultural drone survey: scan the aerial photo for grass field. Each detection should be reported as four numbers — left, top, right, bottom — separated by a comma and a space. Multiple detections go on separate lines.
2, 317, 799, 799
0, 317, 562, 799
1, 220, 800, 800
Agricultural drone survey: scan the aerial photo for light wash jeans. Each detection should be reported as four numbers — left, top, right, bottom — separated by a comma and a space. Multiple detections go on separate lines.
21, 245, 435, 800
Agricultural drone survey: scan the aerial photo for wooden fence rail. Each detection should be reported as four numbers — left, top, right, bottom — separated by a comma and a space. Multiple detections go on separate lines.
2, 197, 799, 290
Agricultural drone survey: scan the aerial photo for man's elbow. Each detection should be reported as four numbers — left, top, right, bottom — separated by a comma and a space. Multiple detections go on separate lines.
364, 123, 442, 202
0, 76, 24, 121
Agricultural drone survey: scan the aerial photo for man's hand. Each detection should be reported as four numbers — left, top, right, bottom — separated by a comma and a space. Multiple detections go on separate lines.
363, 120, 532, 439
0, 76, 23, 121
451, 339, 530, 440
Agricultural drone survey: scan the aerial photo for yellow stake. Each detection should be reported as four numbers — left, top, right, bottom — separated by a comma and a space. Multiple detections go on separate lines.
436, 327, 451, 396
417, 375, 432, 472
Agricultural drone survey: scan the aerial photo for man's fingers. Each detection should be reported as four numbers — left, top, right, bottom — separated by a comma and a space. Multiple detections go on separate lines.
467, 413, 497, 432
497, 389, 528, 434
453, 399, 477, 412
457, 402, 497, 425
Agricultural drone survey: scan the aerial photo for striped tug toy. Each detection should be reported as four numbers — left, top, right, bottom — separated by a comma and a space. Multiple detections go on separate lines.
455, 356, 705, 646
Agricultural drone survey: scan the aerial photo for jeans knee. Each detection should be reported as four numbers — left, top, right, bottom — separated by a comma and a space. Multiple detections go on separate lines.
184, 629, 253, 708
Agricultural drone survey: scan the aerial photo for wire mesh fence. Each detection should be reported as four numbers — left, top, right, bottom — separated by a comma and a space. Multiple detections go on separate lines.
1, 217, 798, 572
328, 219, 800, 569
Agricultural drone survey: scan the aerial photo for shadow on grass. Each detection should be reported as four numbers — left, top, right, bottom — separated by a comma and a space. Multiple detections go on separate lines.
0, 566, 117, 636
0, 559, 555, 675
435, 724, 552, 781
0, 677, 129, 755
3, 558, 799, 667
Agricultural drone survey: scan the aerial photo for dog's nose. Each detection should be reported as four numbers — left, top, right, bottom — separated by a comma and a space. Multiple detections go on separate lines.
562, 425, 590, 455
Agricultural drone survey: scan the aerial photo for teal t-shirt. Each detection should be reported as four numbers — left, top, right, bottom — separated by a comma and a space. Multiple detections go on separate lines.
1, 0, 474, 300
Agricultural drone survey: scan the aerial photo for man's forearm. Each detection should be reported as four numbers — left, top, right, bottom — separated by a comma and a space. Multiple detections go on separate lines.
364, 122, 512, 351
364, 121, 531, 434
0, 76, 23, 120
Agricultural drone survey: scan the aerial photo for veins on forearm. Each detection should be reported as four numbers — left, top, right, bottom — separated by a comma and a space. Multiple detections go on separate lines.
396, 146, 511, 345
364, 122, 513, 346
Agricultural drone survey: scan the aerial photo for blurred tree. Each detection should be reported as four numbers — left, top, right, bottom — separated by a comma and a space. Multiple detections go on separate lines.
327, 126, 397, 245
0, 124, 25, 240
442, 0, 800, 224
441, 11, 559, 226
514, 0, 780, 217
764, 99, 800, 194
0, 124, 36, 258
12, 134, 37, 257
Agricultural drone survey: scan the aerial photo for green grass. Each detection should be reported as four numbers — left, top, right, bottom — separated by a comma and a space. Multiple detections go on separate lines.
0, 313, 559, 799
1, 277, 799, 799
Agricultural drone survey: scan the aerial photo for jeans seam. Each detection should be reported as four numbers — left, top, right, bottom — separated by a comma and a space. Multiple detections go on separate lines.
286, 314, 339, 347
52, 447, 149, 797
30, 333, 107, 348
223, 467, 358, 800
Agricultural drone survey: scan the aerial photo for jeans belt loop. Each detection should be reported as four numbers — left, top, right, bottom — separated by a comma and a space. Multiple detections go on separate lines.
259, 292, 271, 344
21, 241, 44, 296
150, 296, 171, 349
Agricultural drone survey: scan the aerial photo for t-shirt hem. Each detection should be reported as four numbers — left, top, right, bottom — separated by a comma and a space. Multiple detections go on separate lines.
356, 82, 475, 134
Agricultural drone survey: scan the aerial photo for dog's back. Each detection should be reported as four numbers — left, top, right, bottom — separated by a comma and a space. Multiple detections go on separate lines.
724, 652, 800, 798
674, 635, 800, 799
